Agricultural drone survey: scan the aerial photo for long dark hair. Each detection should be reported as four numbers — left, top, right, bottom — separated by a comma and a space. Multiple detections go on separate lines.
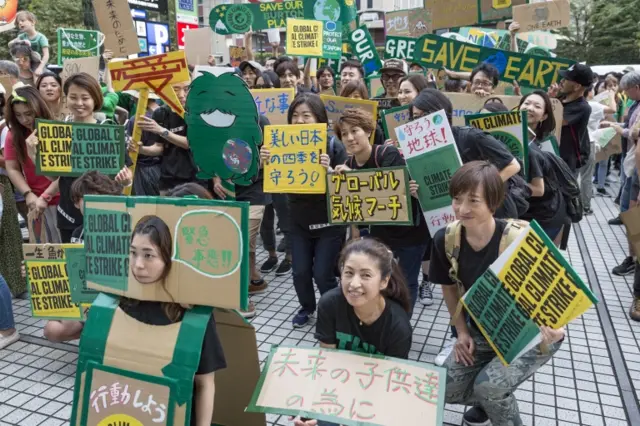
36, 71, 62, 91
5, 85, 53, 164
400, 74, 429, 94
410, 88, 453, 124
518, 90, 556, 141
287, 92, 328, 124
339, 238, 411, 314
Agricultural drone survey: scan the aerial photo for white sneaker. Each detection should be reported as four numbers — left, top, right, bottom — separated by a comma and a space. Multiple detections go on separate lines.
0, 331, 19, 350
435, 337, 456, 366
419, 281, 434, 306
238, 302, 256, 319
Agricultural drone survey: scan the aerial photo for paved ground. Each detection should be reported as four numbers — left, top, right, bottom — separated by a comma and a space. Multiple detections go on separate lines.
1, 178, 640, 426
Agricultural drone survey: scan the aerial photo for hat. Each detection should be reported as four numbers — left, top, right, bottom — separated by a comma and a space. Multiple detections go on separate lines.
239, 60, 264, 73
559, 63, 593, 87
380, 59, 408, 75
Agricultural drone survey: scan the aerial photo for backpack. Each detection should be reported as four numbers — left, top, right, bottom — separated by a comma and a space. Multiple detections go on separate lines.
347, 143, 390, 169
444, 218, 529, 322
540, 150, 583, 223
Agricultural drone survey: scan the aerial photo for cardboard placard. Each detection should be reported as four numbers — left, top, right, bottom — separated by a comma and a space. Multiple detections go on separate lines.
60, 56, 101, 85
395, 109, 463, 235
366, 76, 385, 99
461, 220, 598, 365
57, 28, 101, 66
229, 46, 246, 67
247, 346, 447, 425
385, 36, 416, 61
327, 167, 413, 225
512, 0, 571, 32
93, 0, 140, 57
184, 27, 212, 66
477, 0, 528, 24
0, 0, 17, 34
348, 25, 383, 76
23, 244, 87, 321
429, 0, 479, 30
539, 135, 560, 156
83, 195, 250, 310
381, 104, 412, 139
596, 133, 622, 163
251, 88, 295, 126
465, 110, 529, 174
186, 66, 262, 186
320, 95, 378, 144
263, 123, 327, 194
286, 18, 323, 57
444, 93, 564, 142
65, 246, 98, 305
210, 1, 315, 34
321, 20, 343, 60
109, 51, 190, 117
414, 34, 574, 89
386, 9, 411, 37
35, 120, 125, 177
386, 8, 431, 38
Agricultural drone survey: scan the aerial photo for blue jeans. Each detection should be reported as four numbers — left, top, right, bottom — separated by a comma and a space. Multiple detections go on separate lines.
393, 243, 428, 315
290, 228, 345, 313
596, 159, 608, 190
621, 169, 639, 213
0, 275, 15, 330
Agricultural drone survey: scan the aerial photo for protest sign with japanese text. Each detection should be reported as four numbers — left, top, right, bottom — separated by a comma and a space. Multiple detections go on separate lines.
414, 34, 574, 89
385, 8, 431, 37
247, 346, 446, 426
327, 167, 413, 225
251, 88, 294, 126
381, 104, 411, 139
512, 0, 571, 32
395, 109, 463, 235
93, 0, 140, 56
83, 195, 249, 310
462, 220, 598, 365
57, 28, 101, 66
35, 120, 125, 177
320, 94, 378, 144
23, 244, 88, 321
465, 110, 529, 174
263, 124, 327, 194
286, 18, 323, 57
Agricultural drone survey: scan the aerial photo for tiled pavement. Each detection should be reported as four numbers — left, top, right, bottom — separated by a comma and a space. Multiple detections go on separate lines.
1, 181, 640, 425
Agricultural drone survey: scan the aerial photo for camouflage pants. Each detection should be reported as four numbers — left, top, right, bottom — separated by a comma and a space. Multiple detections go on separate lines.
444, 325, 562, 426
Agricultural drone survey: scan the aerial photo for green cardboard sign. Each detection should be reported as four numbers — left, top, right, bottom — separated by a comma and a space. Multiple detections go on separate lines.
323, 20, 343, 59
57, 28, 100, 66
35, 120, 125, 177
66, 246, 98, 305
381, 104, 411, 139
384, 35, 416, 61
413, 34, 573, 89
348, 25, 382, 76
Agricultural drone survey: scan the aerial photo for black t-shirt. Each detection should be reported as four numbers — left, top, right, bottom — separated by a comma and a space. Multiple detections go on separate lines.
235, 115, 269, 205
430, 219, 507, 292
347, 145, 430, 249
127, 115, 161, 167
452, 126, 515, 170
70, 226, 84, 244
315, 287, 412, 359
57, 177, 84, 230
559, 97, 591, 171
151, 106, 198, 190
522, 143, 565, 228
289, 136, 348, 233
119, 300, 226, 426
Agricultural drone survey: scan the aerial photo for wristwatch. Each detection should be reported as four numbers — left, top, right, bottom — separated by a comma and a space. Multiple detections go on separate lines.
161, 129, 169, 138
40, 193, 52, 202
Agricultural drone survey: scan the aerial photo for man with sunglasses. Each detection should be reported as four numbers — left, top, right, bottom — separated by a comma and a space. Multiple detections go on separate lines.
373, 59, 408, 100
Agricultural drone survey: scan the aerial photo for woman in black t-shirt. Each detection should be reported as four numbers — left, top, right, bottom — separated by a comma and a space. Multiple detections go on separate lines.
124, 214, 226, 426
331, 108, 429, 314
260, 93, 347, 329
294, 238, 412, 426
429, 161, 564, 426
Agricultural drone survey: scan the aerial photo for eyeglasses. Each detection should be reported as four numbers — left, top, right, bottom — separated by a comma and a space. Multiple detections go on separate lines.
472, 79, 494, 89
382, 73, 404, 82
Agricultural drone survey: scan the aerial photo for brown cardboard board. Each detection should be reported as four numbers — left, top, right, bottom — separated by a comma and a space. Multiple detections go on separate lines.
385, 9, 410, 37
429, 0, 479, 30
622, 206, 640, 261
212, 309, 266, 426
185, 27, 213, 66
60, 56, 100, 84
92, 0, 140, 57
229, 46, 246, 67
444, 92, 563, 141
596, 133, 622, 163
513, 0, 571, 32
386, 9, 431, 37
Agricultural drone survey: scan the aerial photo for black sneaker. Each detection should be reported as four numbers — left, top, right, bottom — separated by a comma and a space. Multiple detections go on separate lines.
614, 195, 621, 205
275, 259, 292, 276
584, 207, 594, 215
260, 256, 279, 273
596, 188, 607, 196
463, 406, 490, 426
612, 257, 636, 276
608, 216, 623, 225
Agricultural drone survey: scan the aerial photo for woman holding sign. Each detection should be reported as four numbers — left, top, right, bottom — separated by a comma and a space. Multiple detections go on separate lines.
332, 108, 430, 312
260, 93, 348, 328
429, 161, 564, 426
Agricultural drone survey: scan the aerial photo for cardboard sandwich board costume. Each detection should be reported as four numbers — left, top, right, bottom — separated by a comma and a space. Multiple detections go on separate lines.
70, 195, 266, 426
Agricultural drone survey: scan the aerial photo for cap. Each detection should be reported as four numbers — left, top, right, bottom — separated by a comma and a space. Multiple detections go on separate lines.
380, 59, 408, 75
559, 63, 594, 87
239, 60, 264, 73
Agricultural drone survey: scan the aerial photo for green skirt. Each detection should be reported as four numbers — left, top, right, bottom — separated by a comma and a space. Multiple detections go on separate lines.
0, 175, 26, 297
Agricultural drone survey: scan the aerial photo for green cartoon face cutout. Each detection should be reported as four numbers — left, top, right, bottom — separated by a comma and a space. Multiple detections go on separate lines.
185, 67, 261, 186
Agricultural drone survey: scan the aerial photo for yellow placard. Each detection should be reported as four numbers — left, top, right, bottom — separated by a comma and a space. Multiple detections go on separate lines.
251, 88, 295, 126
263, 124, 327, 194
26, 260, 83, 320
37, 122, 73, 173
286, 18, 323, 57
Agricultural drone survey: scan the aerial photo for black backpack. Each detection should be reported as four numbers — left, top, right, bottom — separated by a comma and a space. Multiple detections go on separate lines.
540, 150, 583, 223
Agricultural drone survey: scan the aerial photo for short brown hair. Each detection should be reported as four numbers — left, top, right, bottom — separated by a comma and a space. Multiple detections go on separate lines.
449, 161, 504, 212
63, 72, 104, 111
71, 171, 122, 204
333, 108, 375, 141
339, 79, 369, 99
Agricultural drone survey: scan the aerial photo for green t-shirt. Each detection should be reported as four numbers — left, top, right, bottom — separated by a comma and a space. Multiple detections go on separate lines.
17, 32, 49, 57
